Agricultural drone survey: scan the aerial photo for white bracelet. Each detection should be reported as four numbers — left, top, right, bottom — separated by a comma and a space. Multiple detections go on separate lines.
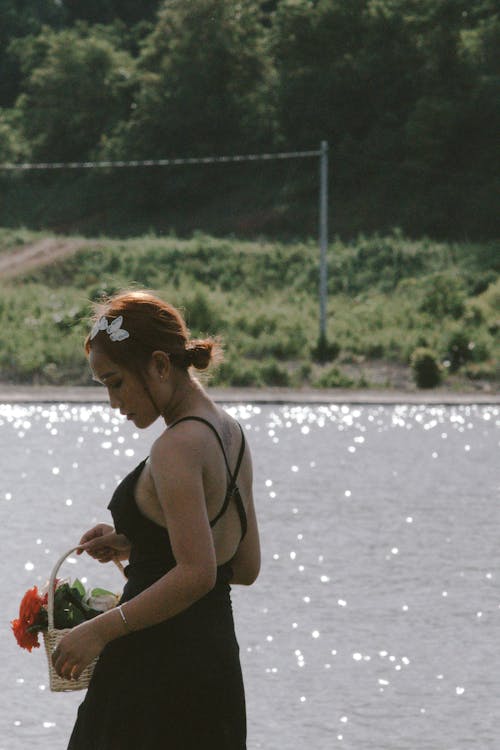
118, 604, 132, 634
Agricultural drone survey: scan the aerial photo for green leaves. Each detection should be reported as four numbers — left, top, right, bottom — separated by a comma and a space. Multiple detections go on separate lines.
0, 229, 498, 388
119, 0, 273, 158
90, 587, 115, 597
52, 580, 101, 629
0, 0, 498, 236
71, 579, 86, 599
13, 27, 135, 161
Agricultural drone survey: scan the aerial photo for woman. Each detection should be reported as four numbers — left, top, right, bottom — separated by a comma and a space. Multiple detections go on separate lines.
52, 290, 260, 749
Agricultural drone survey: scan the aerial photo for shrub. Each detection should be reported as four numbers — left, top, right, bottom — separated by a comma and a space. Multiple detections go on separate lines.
0, 232, 497, 388
287, 363, 312, 387
464, 361, 499, 381
415, 334, 429, 347
184, 290, 223, 333
88, 283, 122, 302
468, 337, 491, 363
366, 342, 385, 359
314, 366, 354, 388
468, 271, 498, 297
259, 361, 291, 387
443, 328, 474, 372
462, 302, 484, 326
311, 334, 340, 363
410, 348, 442, 388
349, 233, 427, 293
356, 374, 371, 388
234, 314, 277, 338
480, 278, 500, 312
245, 330, 306, 360
213, 360, 262, 387
419, 273, 466, 319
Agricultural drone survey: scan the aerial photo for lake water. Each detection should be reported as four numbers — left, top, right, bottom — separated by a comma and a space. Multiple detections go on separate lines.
1, 401, 499, 750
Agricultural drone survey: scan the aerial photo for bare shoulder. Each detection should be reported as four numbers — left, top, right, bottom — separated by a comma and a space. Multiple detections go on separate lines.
215, 407, 247, 442
149, 421, 206, 474
149, 409, 251, 477
217, 410, 253, 484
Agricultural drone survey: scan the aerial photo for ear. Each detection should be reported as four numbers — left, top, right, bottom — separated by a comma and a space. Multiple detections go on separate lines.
150, 350, 170, 381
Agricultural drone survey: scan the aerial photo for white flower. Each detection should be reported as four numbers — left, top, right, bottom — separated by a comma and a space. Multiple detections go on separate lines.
88, 592, 120, 612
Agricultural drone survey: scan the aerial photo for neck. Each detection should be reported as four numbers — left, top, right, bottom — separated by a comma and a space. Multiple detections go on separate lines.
161, 372, 210, 425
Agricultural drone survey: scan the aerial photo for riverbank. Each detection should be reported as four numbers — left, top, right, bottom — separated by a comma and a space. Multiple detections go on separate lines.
0, 230, 498, 391
0, 384, 498, 405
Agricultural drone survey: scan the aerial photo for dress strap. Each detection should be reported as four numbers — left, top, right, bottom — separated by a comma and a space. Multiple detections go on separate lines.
233, 486, 248, 541
168, 416, 247, 535
168, 416, 234, 476
209, 424, 246, 528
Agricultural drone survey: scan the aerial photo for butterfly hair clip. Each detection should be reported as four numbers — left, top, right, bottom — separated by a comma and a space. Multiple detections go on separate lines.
90, 315, 130, 342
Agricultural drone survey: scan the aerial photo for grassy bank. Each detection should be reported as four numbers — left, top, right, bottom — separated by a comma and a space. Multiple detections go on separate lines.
0, 228, 498, 390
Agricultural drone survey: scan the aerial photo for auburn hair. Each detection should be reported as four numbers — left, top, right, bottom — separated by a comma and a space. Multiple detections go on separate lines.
84, 290, 220, 374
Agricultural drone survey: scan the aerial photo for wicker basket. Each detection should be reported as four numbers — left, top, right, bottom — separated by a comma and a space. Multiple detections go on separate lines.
43, 546, 124, 692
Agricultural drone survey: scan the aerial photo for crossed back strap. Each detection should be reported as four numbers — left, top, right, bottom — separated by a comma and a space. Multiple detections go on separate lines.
168, 416, 247, 537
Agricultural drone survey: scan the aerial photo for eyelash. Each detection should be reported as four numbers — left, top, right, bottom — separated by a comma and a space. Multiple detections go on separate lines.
110, 381, 122, 390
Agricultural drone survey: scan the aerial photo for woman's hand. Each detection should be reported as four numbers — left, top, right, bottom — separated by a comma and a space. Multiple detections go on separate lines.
52, 619, 107, 681
77, 523, 131, 563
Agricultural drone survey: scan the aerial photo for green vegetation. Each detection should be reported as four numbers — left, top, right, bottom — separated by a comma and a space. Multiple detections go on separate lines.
0, 229, 498, 389
0, 1, 499, 239
410, 348, 443, 389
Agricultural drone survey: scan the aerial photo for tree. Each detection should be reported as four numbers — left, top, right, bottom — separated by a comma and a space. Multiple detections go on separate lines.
12, 27, 135, 161
0, 0, 65, 105
59, 0, 162, 26
0, 109, 25, 162
105, 0, 274, 159
270, 0, 420, 147
401, 1, 500, 233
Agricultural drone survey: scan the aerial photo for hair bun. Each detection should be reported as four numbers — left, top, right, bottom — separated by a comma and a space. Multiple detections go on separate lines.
185, 340, 214, 370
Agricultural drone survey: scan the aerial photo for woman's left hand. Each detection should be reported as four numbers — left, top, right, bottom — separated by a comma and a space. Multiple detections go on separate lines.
52, 620, 107, 681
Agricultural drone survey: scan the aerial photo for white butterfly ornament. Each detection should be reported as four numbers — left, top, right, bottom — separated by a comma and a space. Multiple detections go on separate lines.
90, 315, 130, 342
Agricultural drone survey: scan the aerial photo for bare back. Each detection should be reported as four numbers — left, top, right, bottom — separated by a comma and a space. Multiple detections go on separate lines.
134, 409, 254, 566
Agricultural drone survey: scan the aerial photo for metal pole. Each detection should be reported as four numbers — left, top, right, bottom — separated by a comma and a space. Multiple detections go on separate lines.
319, 140, 329, 343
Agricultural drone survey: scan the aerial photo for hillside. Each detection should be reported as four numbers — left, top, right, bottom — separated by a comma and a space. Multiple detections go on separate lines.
0, 228, 498, 391
1, 1, 499, 240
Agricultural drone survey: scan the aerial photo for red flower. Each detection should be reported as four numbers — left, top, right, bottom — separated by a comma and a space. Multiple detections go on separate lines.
11, 617, 40, 651
11, 586, 48, 652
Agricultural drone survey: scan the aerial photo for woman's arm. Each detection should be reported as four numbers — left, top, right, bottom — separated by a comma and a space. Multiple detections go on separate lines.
229, 509, 260, 584
229, 453, 260, 585
53, 426, 217, 679
113, 427, 217, 631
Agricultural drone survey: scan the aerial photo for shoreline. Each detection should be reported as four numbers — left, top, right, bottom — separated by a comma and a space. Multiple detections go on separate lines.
0, 384, 498, 405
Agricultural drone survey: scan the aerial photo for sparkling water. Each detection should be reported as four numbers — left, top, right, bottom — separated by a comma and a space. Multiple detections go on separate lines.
1, 402, 498, 750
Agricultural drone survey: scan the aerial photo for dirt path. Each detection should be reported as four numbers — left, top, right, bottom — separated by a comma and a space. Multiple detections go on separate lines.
0, 237, 90, 278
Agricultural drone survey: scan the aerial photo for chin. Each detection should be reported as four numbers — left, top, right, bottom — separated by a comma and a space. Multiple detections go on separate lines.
133, 413, 159, 430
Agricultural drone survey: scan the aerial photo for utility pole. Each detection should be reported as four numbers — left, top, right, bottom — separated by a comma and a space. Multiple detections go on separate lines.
319, 140, 329, 345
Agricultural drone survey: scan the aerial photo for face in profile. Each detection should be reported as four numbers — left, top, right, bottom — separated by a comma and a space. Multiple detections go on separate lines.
89, 348, 159, 429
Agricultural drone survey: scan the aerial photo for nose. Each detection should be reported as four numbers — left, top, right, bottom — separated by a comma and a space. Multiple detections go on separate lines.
107, 390, 122, 411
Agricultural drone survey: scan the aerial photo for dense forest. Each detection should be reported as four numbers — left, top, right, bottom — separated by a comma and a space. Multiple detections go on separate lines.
0, 0, 498, 239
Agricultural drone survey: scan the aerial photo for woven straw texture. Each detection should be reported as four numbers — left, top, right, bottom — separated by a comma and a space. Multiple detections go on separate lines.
43, 628, 96, 691
44, 546, 124, 692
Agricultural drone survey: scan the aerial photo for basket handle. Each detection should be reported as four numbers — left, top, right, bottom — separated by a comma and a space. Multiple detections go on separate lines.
47, 546, 125, 630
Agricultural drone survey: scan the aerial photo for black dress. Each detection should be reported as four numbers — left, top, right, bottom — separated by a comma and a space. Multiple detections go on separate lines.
68, 417, 248, 750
